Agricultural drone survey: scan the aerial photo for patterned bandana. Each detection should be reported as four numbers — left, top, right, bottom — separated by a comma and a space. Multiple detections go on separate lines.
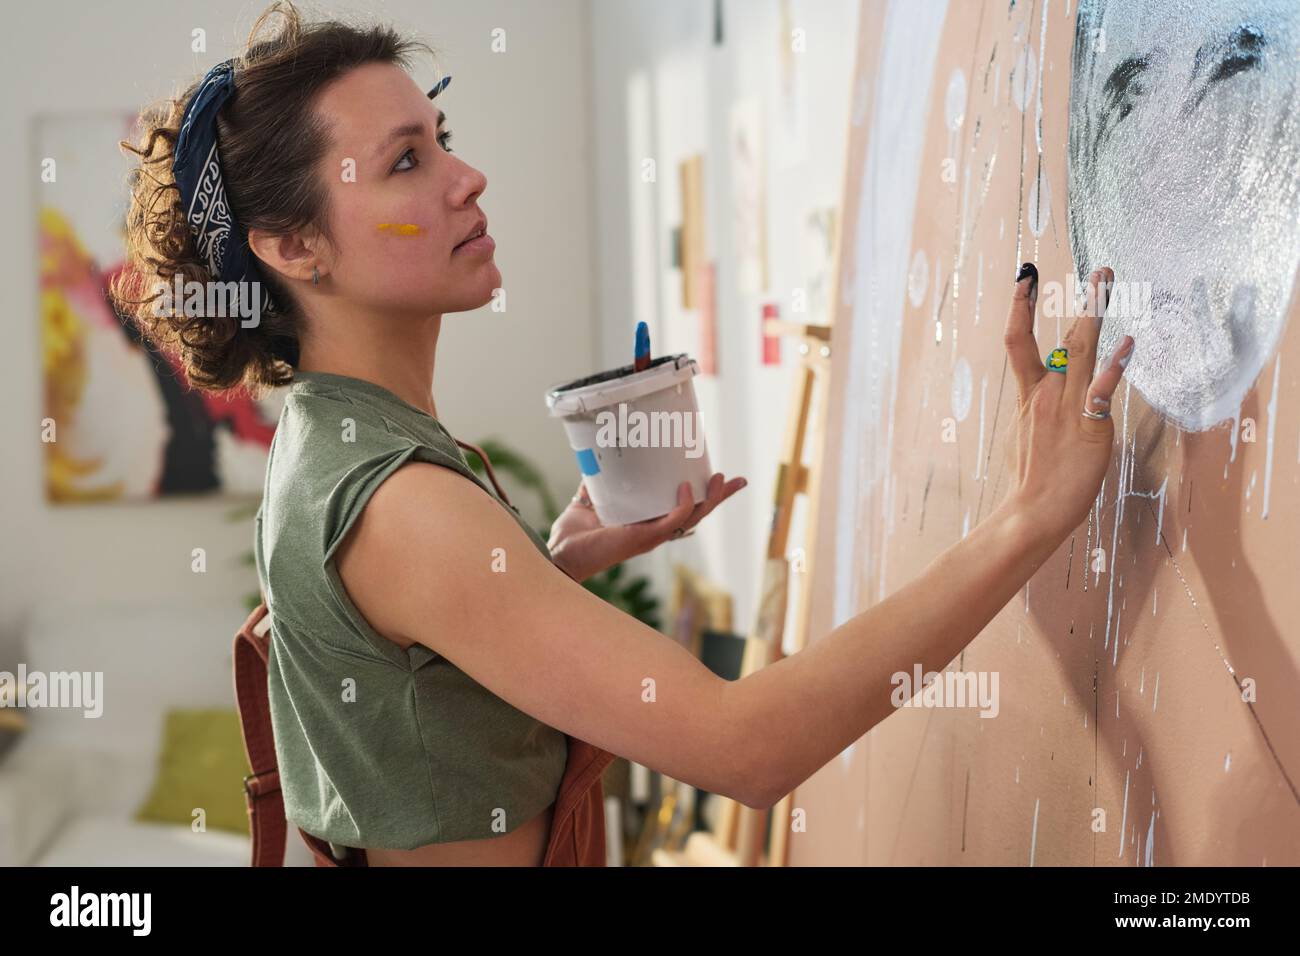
171, 59, 285, 359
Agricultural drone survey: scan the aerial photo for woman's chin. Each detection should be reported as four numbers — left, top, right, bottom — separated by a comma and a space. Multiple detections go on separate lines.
472, 266, 503, 306
443, 279, 503, 314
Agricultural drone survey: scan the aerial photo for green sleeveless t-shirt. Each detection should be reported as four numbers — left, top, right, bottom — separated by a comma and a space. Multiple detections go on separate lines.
253, 369, 569, 850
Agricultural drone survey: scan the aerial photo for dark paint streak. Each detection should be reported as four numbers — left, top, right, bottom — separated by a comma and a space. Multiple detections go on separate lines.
1092, 655, 1100, 867
919, 462, 935, 534
961, 768, 971, 852
975, 355, 1010, 523
1189, 24, 1266, 113
1066, 533, 1076, 589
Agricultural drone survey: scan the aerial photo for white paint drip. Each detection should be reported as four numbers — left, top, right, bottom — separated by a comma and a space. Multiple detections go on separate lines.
1118, 770, 1130, 860
1103, 389, 1128, 652
1263, 355, 1280, 519
1030, 798, 1040, 867
1037, 0, 1049, 154
1113, 603, 1121, 667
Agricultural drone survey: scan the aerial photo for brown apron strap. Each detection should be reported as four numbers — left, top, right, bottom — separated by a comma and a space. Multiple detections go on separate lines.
454, 437, 514, 508
543, 737, 618, 866
233, 602, 289, 867
233, 602, 369, 867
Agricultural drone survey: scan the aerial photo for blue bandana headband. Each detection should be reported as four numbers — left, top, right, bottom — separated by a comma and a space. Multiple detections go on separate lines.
172, 60, 276, 346
171, 60, 454, 369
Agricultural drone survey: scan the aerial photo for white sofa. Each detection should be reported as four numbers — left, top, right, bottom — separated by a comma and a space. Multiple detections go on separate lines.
0, 600, 312, 866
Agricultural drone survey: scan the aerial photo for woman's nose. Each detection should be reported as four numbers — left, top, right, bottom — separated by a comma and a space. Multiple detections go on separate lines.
449, 159, 487, 206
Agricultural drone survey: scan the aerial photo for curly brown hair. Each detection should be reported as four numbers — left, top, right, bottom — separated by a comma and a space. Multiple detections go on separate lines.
110, 1, 434, 396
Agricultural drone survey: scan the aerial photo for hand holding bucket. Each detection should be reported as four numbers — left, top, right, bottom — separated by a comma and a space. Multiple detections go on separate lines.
544, 352, 722, 526
547, 473, 747, 582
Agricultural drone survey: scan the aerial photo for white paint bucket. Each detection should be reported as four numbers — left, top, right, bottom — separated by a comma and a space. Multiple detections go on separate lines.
545, 353, 713, 525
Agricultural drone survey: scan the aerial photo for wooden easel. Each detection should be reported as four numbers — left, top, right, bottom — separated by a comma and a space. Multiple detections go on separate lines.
660, 316, 832, 867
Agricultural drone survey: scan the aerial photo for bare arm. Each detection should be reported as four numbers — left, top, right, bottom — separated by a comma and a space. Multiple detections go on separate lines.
337, 462, 745, 801
724, 495, 1055, 805
339, 461, 1051, 810
337, 266, 1131, 810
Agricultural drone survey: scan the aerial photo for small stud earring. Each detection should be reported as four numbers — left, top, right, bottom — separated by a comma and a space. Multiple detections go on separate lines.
311, 266, 319, 286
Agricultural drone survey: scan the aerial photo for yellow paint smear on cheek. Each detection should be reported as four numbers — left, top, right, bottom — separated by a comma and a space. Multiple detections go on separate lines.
376, 223, 423, 236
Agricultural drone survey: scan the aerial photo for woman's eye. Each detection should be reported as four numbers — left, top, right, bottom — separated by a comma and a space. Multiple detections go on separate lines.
392, 131, 452, 172
393, 147, 418, 172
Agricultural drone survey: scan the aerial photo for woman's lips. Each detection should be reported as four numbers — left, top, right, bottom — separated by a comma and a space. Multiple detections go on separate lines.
452, 232, 495, 256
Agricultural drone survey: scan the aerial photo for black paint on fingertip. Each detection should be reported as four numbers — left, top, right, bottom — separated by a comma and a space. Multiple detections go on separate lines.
1015, 262, 1038, 285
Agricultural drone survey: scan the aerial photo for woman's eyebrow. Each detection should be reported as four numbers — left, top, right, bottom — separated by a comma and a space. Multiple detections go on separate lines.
371, 121, 427, 159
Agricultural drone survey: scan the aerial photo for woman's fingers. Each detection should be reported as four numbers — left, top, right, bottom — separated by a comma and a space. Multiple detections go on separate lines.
1061, 267, 1113, 408
1080, 335, 1135, 437
1004, 262, 1045, 406
632, 474, 747, 541
680, 474, 746, 531
638, 482, 696, 537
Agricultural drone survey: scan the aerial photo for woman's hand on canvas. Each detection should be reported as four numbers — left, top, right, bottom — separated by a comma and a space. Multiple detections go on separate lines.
547, 474, 747, 583
1003, 264, 1135, 543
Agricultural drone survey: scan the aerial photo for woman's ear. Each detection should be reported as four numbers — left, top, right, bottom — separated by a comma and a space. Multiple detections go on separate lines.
248, 227, 326, 284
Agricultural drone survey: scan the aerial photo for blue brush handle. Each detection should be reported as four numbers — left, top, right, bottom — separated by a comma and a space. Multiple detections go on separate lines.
634, 321, 651, 369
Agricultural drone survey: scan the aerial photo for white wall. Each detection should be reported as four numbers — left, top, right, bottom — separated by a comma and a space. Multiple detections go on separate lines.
587, 0, 859, 636
0, 0, 595, 656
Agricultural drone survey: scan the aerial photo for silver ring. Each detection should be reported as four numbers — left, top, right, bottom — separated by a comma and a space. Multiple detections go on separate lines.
671, 527, 686, 538
1080, 406, 1111, 421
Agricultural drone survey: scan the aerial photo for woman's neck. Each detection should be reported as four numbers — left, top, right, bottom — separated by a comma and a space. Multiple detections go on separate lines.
296, 311, 443, 419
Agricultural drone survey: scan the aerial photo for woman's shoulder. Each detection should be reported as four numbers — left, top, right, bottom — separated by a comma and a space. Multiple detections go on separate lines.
266, 381, 490, 556
269, 381, 457, 477
286, 374, 467, 451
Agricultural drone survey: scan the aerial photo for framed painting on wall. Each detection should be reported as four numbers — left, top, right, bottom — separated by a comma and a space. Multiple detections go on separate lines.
37, 111, 279, 503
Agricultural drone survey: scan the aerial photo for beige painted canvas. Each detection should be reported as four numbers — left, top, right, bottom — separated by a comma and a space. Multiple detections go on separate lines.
792, 0, 1300, 866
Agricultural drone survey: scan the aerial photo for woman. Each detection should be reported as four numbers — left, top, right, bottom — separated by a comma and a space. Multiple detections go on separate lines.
113, 3, 1134, 867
